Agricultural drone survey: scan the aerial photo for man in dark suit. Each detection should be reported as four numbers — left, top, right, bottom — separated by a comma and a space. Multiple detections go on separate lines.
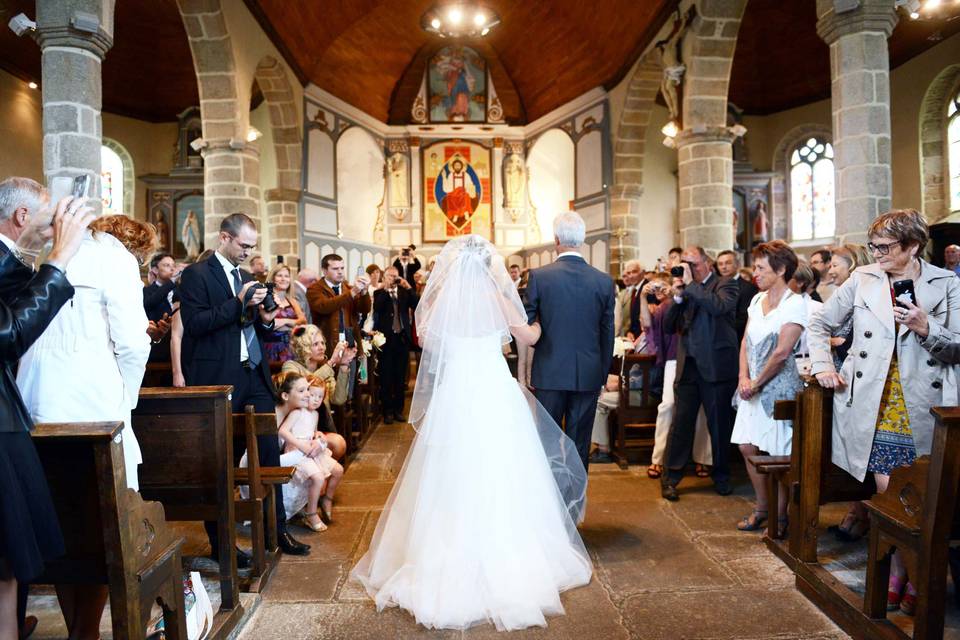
143, 252, 180, 363
716, 250, 757, 344
662, 246, 739, 501
179, 213, 310, 562
393, 245, 421, 290
524, 212, 615, 472
372, 266, 418, 423
307, 254, 371, 358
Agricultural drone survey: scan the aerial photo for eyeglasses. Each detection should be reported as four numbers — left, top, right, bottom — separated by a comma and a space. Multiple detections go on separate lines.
867, 240, 901, 256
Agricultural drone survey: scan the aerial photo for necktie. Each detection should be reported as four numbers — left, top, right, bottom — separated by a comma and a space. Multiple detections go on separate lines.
332, 283, 345, 331
390, 289, 401, 333
233, 268, 262, 366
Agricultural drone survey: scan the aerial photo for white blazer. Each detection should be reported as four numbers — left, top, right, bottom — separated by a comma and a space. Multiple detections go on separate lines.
17, 231, 150, 490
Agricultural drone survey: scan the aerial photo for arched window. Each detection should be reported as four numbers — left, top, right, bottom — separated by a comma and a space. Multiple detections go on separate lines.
948, 91, 960, 212
790, 137, 835, 241
100, 140, 134, 216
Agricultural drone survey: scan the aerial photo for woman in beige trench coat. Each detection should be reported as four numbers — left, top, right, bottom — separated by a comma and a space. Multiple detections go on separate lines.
807, 209, 960, 614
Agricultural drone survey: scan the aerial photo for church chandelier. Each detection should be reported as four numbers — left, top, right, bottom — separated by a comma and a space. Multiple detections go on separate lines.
421, 2, 501, 38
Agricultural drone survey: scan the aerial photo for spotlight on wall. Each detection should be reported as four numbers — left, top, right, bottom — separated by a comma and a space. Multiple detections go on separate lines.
661, 120, 679, 138
246, 126, 262, 143
189, 137, 207, 152
7, 13, 36, 37
27, 81, 37, 89
662, 136, 677, 149
729, 123, 748, 138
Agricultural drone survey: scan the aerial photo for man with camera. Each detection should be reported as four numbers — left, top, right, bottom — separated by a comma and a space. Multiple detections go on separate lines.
308, 254, 371, 360
393, 245, 421, 290
179, 213, 311, 561
372, 266, 418, 423
661, 246, 739, 501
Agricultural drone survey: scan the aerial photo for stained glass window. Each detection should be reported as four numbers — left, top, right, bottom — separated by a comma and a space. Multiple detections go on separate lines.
949, 92, 960, 213
790, 137, 835, 241
100, 145, 124, 215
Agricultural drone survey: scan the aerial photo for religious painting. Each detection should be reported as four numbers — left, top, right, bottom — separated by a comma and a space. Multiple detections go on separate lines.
428, 46, 487, 123
174, 193, 204, 261
422, 140, 492, 242
733, 174, 774, 264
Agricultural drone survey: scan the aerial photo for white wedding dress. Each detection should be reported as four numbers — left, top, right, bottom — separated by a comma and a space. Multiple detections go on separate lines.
351, 236, 592, 631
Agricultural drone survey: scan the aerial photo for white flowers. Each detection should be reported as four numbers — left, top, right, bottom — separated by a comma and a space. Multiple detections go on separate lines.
613, 337, 634, 358
371, 331, 387, 349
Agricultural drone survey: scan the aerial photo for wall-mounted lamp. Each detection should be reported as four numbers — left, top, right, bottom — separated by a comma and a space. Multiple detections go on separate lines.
661, 120, 679, 138
189, 137, 207, 152
729, 123, 748, 138
27, 81, 37, 90
246, 126, 262, 143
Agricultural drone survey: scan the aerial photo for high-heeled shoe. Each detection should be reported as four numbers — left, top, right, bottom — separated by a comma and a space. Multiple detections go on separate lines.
301, 512, 327, 532
320, 496, 334, 525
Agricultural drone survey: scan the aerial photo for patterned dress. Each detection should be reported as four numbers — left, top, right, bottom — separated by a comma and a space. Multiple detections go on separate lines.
866, 354, 916, 475
263, 302, 298, 362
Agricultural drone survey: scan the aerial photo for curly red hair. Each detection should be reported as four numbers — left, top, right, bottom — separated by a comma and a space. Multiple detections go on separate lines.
88, 215, 158, 265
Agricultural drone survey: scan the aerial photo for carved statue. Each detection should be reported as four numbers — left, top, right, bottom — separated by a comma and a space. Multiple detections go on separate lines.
181, 210, 201, 261
388, 153, 409, 207
656, 9, 694, 123
154, 212, 169, 251
503, 153, 525, 210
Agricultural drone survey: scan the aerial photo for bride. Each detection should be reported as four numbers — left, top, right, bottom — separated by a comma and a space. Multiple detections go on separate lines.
351, 235, 592, 631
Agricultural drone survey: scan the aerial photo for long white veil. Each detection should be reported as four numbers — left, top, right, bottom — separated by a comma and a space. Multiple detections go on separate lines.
409, 234, 588, 523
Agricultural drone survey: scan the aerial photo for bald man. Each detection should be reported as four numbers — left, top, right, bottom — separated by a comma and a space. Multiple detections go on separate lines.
945, 244, 960, 277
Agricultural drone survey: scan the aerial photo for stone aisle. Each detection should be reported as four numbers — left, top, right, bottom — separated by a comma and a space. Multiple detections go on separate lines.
235, 421, 848, 640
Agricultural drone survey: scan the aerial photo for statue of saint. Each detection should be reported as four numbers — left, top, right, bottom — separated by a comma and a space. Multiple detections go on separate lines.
388, 153, 409, 207
503, 154, 525, 209
181, 210, 201, 261
154, 212, 169, 251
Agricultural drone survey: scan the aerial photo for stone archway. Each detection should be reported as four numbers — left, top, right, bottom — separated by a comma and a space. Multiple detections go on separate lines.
920, 64, 960, 223
610, 52, 662, 274
770, 124, 833, 242
177, 0, 260, 250
253, 55, 302, 266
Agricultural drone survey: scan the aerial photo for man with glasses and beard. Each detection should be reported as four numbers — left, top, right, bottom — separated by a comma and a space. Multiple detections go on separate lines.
179, 213, 311, 563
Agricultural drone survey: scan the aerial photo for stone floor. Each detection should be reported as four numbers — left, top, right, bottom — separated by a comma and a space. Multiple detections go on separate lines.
34, 418, 960, 639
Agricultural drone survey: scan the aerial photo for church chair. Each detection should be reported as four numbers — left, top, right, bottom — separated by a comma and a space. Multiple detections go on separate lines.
612, 353, 659, 469
32, 421, 188, 640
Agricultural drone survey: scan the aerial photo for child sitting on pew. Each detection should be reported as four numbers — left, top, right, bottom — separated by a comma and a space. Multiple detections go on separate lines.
306, 375, 347, 462
274, 371, 345, 533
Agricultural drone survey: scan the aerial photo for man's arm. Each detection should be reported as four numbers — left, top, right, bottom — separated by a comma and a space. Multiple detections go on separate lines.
307, 284, 351, 316
143, 280, 175, 312
663, 294, 686, 334
599, 278, 616, 377
523, 270, 540, 324
355, 287, 372, 315
179, 266, 244, 338
683, 276, 737, 318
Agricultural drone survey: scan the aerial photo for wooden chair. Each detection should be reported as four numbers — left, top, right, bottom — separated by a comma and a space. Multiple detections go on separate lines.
612, 353, 659, 469
862, 406, 960, 640
142, 361, 173, 387
231, 406, 295, 592
131, 386, 245, 636
32, 421, 187, 640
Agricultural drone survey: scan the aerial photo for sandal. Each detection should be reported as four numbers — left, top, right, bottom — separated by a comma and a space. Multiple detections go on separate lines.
302, 512, 327, 532
695, 464, 712, 478
319, 496, 334, 525
647, 464, 663, 479
829, 513, 870, 542
900, 582, 917, 616
737, 509, 768, 532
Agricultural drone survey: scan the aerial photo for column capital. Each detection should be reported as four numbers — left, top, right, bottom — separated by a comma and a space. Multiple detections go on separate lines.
816, 0, 898, 45
36, 0, 115, 58
265, 187, 301, 203
675, 126, 736, 149
36, 26, 112, 58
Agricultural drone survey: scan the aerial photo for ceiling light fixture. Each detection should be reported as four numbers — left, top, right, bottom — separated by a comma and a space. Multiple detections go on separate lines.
896, 0, 959, 20
421, 3, 500, 38
27, 81, 37, 89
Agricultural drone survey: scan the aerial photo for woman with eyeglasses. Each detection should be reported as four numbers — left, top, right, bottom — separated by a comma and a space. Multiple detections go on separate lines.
807, 209, 960, 616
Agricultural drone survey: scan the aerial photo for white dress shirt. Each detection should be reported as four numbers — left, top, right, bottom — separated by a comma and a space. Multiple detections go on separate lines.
215, 250, 248, 361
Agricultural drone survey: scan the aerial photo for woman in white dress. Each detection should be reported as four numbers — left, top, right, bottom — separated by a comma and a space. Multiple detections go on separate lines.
731, 241, 806, 535
351, 235, 592, 632
16, 214, 153, 640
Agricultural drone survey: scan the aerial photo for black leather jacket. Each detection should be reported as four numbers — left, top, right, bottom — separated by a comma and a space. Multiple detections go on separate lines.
0, 244, 75, 432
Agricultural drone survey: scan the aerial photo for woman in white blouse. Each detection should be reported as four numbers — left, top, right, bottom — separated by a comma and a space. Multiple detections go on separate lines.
16, 214, 153, 640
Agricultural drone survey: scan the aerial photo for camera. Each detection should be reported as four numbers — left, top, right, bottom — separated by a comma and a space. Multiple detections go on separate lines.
260, 283, 278, 312
670, 265, 685, 278
402, 248, 411, 257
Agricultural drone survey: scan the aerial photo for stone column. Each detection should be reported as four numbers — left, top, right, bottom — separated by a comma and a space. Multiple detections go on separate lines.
676, 127, 736, 254
36, 0, 115, 210
201, 141, 260, 249
817, 0, 898, 244
265, 187, 299, 266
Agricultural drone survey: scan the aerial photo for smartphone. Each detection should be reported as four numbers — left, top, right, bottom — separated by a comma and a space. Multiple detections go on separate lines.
72, 174, 90, 199
344, 327, 356, 348
670, 265, 684, 278
892, 279, 916, 308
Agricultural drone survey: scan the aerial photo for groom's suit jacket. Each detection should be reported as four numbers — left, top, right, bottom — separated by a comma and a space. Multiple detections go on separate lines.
524, 254, 616, 392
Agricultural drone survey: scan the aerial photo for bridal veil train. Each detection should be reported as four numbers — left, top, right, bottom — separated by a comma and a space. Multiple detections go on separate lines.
350, 235, 592, 631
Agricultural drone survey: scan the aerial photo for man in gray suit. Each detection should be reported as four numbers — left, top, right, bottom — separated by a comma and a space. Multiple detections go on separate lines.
293, 267, 317, 325
661, 246, 739, 501
525, 212, 616, 471
617, 259, 642, 338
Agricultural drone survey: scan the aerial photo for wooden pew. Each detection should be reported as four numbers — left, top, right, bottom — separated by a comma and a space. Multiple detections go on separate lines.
612, 353, 659, 469
861, 406, 960, 640
130, 386, 245, 637
32, 421, 187, 640
231, 406, 295, 593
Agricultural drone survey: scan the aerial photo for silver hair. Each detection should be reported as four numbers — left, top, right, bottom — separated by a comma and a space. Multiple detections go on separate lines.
623, 259, 642, 272
553, 211, 586, 248
0, 177, 47, 223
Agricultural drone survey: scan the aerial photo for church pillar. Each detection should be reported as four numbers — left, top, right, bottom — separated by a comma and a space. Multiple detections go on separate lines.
265, 187, 300, 267
201, 142, 260, 248
36, 0, 115, 210
817, 0, 898, 244
676, 128, 736, 253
